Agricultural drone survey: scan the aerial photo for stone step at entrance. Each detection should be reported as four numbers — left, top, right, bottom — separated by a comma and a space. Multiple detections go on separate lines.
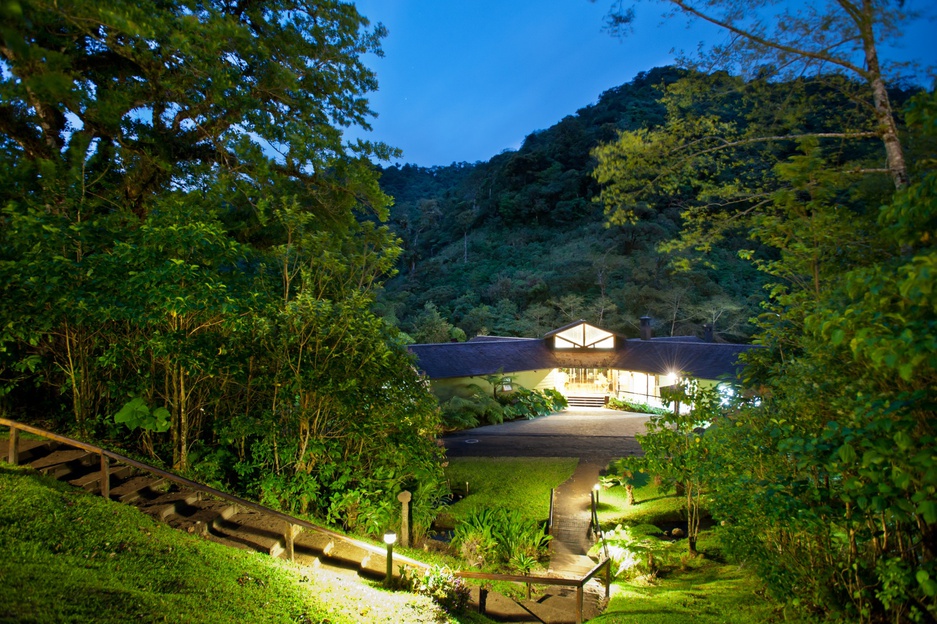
564, 395, 607, 408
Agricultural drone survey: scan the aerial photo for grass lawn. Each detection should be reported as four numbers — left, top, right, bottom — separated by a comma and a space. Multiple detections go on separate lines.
0, 464, 494, 624
596, 482, 685, 526
591, 481, 809, 624
443, 457, 578, 524
592, 557, 796, 624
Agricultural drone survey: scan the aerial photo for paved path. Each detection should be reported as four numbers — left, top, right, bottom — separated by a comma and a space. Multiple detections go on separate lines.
442, 407, 650, 580
442, 406, 648, 462
548, 461, 605, 576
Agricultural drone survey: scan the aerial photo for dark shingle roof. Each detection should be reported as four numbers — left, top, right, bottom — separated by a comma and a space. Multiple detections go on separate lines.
408, 330, 757, 381
614, 339, 751, 380
408, 339, 559, 379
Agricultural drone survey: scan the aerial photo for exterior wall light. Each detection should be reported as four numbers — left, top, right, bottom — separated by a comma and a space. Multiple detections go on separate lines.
383, 531, 396, 585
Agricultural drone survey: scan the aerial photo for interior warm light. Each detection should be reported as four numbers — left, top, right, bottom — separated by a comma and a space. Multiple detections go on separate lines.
383, 531, 397, 545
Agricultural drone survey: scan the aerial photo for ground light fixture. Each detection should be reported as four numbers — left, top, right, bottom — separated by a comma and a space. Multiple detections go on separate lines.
383, 531, 397, 585
593, 483, 600, 507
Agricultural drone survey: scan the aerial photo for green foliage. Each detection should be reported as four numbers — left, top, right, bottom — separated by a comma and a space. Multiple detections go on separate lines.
591, 523, 670, 580
696, 92, 937, 622
439, 386, 564, 431
452, 507, 551, 570
113, 397, 170, 433
497, 387, 566, 420
616, 378, 722, 556
607, 396, 669, 416
0, 0, 449, 548
398, 565, 471, 613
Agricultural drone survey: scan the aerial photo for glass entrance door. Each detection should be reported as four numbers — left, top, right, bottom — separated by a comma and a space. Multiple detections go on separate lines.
561, 368, 613, 394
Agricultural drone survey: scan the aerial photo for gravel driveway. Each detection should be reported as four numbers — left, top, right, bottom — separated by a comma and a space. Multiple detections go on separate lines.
441, 406, 649, 462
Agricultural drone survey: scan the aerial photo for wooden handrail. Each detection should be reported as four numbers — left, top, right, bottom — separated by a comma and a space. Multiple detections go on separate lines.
455, 570, 582, 586
3, 418, 612, 622
0, 418, 428, 569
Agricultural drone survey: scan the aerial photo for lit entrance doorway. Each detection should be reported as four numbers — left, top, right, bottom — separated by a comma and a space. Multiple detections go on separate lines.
559, 368, 616, 396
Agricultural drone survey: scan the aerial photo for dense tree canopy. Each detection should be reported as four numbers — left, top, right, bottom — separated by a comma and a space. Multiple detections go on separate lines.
591, 2, 936, 620
0, 0, 444, 537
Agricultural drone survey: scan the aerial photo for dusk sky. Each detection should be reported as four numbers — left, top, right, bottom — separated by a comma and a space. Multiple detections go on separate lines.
350, 1, 936, 168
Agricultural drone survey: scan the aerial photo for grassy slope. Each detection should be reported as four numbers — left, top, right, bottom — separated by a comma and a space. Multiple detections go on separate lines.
0, 465, 492, 624
443, 457, 578, 523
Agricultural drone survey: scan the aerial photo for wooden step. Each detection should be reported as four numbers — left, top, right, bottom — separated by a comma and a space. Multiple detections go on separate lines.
69, 464, 134, 492
2, 439, 59, 464
211, 509, 287, 558
29, 449, 93, 471
109, 476, 169, 503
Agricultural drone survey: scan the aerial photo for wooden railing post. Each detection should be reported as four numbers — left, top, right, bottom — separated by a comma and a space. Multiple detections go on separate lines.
7, 425, 18, 465
576, 584, 584, 624
605, 558, 611, 599
100, 453, 110, 499
548, 487, 555, 535
285, 522, 302, 562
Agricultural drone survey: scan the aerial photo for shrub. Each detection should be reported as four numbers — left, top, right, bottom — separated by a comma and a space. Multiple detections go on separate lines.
590, 523, 670, 580
439, 385, 505, 430
399, 565, 470, 613
607, 397, 669, 416
453, 507, 551, 570
497, 387, 566, 420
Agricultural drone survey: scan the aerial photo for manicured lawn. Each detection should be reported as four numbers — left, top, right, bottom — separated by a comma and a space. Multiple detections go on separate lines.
596, 482, 686, 525
0, 464, 493, 623
590, 481, 806, 623
593, 557, 795, 624
443, 457, 578, 523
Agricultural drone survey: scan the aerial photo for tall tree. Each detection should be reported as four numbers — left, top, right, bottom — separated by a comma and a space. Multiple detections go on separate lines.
0, 1, 448, 534
601, 0, 927, 190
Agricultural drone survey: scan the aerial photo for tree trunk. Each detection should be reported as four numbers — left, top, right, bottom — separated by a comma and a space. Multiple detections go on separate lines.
858, 0, 908, 189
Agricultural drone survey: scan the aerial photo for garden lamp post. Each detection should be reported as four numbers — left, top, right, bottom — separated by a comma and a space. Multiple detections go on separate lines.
593, 483, 600, 507
383, 531, 397, 586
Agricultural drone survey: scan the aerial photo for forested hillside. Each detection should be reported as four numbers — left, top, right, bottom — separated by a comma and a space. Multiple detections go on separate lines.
378, 66, 922, 345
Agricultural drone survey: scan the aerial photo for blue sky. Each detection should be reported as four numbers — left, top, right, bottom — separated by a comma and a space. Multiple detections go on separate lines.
350, 1, 936, 168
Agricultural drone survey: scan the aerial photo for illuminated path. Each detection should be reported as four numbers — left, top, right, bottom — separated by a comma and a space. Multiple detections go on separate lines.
442, 406, 650, 582
441, 406, 648, 460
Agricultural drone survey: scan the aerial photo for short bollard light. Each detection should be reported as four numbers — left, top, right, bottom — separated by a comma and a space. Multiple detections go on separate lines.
383, 531, 397, 586
593, 483, 601, 507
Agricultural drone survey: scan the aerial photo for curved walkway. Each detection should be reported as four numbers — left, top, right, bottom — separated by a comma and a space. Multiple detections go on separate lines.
443, 407, 650, 581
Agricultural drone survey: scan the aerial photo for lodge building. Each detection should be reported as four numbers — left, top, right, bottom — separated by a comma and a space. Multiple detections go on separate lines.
407, 318, 755, 407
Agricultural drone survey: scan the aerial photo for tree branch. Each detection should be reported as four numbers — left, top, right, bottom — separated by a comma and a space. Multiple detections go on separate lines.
669, 1, 869, 78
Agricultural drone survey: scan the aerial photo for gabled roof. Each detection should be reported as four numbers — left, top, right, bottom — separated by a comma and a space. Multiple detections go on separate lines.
408, 338, 558, 379
544, 320, 620, 349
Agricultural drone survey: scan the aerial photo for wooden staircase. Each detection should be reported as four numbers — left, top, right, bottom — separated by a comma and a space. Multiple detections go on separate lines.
2, 421, 609, 623
1, 435, 410, 580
